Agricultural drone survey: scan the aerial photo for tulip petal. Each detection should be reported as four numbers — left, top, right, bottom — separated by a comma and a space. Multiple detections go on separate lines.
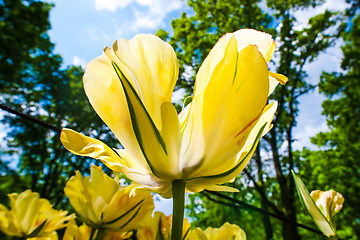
182, 39, 269, 178
60, 129, 166, 188
269, 71, 288, 95
60, 129, 130, 169
112, 62, 181, 179
112, 62, 165, 177
186, 122, 266, 183
83, 52, 149, 172
233, 29, 275, 62
186, 102, 277, 189
112, 34, 179, 130
292, 171, 336, 237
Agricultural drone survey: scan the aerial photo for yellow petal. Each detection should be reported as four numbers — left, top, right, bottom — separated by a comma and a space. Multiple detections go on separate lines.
64, 170, 101, 225
1, 190, 71, 238
233, 29, 275, 63
292, 171, 336, 237
61, 128, 172, 194
179, 102, 191, 137
11, 190, 52, 235
268, 71, 288, 95
187, 228, 208, 240
186, 102, 277, 188
60, 128, 142, 171
111, 62, 181, 179
111, 34, 179, 130
65, 167, 154, 232
83, 50, 149, 175
186, 184, 239, 194
29, 231, 59, 240
310, 190, 344, 223
233, 29, 288, 95
0, 204, 21, 236
182, 38, 269, 179
102, 185, 154, 232
204, 222, 246, 240
63, 219, 92, 240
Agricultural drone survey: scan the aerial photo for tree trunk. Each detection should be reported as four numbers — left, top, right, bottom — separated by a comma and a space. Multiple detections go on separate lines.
268, 128, 301, 240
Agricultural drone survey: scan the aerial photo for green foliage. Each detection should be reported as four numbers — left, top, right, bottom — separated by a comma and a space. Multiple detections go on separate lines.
0, 0, 52, 93
0, 0, 118, 211
301, 12, 360, 239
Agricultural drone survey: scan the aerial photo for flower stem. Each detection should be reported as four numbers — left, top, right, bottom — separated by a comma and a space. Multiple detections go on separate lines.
171, 179, 186, 240
94, 228, 105, 240
89, 227, 96, 240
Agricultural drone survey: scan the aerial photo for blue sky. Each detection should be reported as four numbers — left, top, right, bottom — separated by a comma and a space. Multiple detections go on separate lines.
44, 0, 348, 214
48, 0, 191, 67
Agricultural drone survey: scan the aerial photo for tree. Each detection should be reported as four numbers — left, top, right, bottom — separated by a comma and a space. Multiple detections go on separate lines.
0, 0, 52, 94
301, 10, 360, 239
0, 0, 117, 210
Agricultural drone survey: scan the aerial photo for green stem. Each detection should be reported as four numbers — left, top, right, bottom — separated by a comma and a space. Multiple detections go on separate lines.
94, 228, 105, 240
171, 179, 186, 240
89, 227, 97, 240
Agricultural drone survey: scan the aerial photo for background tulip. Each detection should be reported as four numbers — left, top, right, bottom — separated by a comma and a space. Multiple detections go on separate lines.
64, 165, 154, 233
0, 190, 73, 239
292, 171, 344, 238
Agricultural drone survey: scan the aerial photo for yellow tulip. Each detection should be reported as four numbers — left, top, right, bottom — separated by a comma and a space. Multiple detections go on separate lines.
136, 211, 191, 240
310, 190, 344, 223
63, 219, 132, 240
292, 171, 344, 237
64, 165, 154, 232
63, 219, 91, 240
0, 190, 73, 239
188, 222, 246, 240
60, 29, 287, 197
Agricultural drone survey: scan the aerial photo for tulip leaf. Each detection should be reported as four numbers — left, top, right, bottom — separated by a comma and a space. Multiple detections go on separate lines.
188, 122, 266, 180
27, 220, 47, 238
112, 61, 167, 177
291, 171, 335, 237
104, 199, 144, 225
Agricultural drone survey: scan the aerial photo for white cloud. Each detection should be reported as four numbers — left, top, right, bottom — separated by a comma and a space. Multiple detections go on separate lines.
293, 122, 329, 150
94, 0, 134, 11
72, 56, 87, 68
292, 0, 350, 30
95, 0, 184, 31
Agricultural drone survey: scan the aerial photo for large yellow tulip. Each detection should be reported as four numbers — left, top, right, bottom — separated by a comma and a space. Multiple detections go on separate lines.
0, 190, 73, 239
61, 29, 287, 197
64, 165, 154, 232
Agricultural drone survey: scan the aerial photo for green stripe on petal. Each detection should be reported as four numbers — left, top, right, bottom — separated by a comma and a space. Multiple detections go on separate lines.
187, 123, 266, 181
119, 202, 143, 230
112, 61, 168, 178
104, 199, 144, 225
